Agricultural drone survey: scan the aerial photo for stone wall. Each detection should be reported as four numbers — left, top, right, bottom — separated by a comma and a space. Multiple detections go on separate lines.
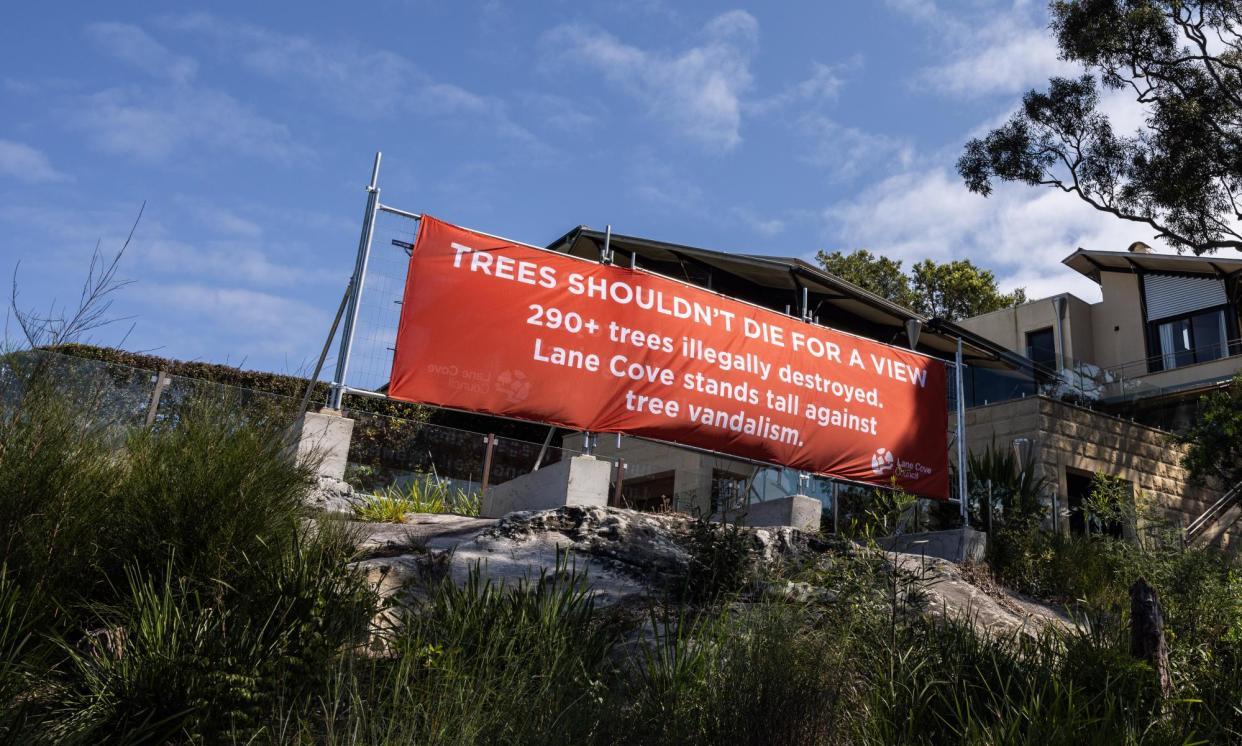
965, 396, 1238, 550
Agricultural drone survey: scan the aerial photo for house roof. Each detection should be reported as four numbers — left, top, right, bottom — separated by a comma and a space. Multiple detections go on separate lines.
1063, 248, 1242, 283
545, 226, 1030, 371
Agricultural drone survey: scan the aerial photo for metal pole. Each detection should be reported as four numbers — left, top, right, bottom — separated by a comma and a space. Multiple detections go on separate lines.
956, 337, 969, 526
602, 224, 613, 265
832, 481, 840, 535
532, 426, 556, 471
329, 151, 382, 410
299, 277, 352, 418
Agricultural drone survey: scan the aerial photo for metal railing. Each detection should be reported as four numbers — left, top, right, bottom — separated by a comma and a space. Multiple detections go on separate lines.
1184, 480, 1242, 543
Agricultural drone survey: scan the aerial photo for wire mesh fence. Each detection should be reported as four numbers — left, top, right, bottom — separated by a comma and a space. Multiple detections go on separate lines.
339, 207, 421, 394
3, 348, 976, 534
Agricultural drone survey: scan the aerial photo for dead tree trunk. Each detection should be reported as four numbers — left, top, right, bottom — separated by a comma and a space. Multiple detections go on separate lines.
1129, 577, 1172, 699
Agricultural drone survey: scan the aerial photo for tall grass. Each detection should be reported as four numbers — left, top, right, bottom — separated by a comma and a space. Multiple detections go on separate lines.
352, 476, 481, 522
1, 357, 1239, 744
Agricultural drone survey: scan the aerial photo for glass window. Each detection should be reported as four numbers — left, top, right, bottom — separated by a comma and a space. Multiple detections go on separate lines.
1153, 308, 1229, 371
1025, 327, 1056, 370
1191, 309, 1227, 362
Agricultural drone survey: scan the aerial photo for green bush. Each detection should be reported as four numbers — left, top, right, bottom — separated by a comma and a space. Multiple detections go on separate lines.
676, 519, 758, 603
352, 476, 481, 522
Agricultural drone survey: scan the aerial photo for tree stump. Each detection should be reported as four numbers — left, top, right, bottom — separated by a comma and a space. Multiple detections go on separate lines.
1129, 577, 1171, 699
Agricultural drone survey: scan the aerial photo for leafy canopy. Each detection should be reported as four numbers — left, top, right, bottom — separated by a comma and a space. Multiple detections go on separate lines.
959, 0, 1242, 254
816, 249, 1027, 320
1178, 372, 1242, 487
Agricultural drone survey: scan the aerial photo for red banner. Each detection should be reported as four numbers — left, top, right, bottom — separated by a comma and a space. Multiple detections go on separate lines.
390, 216, 949, 498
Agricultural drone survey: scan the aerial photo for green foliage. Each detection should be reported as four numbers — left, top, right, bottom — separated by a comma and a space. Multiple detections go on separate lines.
909, 258, 1028, 321
839, 480, 920, 538
353, 476, 481, 522
5, 350, 1242, 745
1082, 472, 1136, 536
0, 362, 374, 743
677, 519, 758, 603
967, 441, 1050, 531
815, 250, 1025, 320
1178, 372, 1242, 488
959, 2, 1242, 254
815, 249, 919, 307
281, 560, 617, 746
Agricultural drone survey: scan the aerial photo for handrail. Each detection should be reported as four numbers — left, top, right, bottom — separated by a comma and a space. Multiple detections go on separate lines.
1101, 336, 1242, 381
1185, 480, 1242, 542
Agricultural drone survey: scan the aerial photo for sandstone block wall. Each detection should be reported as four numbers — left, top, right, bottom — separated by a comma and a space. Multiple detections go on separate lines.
964, 396, 1237, 550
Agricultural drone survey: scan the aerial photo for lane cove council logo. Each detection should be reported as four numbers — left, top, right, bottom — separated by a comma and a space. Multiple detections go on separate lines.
495, 369, 531, 404
871, 447, 895, 476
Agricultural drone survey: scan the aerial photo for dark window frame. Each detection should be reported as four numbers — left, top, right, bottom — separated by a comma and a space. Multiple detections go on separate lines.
1025, 326, 1057, 371
1144, 303, 1239, 373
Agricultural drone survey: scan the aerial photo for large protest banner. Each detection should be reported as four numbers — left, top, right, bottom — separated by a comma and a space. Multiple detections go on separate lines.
389, 216, 949, 498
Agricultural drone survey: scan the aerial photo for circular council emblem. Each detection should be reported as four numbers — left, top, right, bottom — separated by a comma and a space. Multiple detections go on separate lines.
495, 369, 531, 404
870, 447, 895, 476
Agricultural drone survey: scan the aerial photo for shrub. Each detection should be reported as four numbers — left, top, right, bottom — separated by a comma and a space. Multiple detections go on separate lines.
353, 477, 481, 522
676, 519, 757, 603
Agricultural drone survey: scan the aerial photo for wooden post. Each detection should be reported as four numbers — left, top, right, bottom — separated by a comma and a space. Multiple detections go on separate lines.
479, 434, 496, 497
1129, 577, 1172, 698
144, 371, 171, 427
612, 460, 626, 507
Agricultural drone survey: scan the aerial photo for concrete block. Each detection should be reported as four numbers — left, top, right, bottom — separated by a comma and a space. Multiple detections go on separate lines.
714, 495, 823, 532
480, 455, 612, 518
293, 410, 354, 481
877, 527, 988, 564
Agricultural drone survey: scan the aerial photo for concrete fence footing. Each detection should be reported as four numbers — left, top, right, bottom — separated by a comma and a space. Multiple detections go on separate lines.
480, 455, 612, 519
292, 409, 355, 482
712, 494, 822, 532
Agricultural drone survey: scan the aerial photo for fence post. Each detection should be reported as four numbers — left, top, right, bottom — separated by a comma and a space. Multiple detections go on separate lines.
144, 371, 171, 427
955, 337, 969, 526
832, 481, 840, 535
613, 460, 626, 506
329, 151, 382, 410
480, 433, 497, 497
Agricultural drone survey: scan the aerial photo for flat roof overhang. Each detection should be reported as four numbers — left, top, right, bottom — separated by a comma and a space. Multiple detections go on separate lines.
1064, 248, 1242, 283
546, 226, 1033, 373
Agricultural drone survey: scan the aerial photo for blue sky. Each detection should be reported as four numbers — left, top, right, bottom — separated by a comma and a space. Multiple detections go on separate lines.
1, 1, 1155, 377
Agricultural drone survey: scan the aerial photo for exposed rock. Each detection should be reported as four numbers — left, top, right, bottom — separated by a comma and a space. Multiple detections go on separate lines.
338, 505, 1074, 640
888, 550, 1075, 638
307, 475, 364, 515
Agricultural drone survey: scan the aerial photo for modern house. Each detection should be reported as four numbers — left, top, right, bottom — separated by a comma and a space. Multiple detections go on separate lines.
542, 225, 1025, 524
957, 243, 1242, 547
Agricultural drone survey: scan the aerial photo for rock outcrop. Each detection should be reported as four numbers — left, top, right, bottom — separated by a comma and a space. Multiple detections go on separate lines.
341, 505, 1075, 638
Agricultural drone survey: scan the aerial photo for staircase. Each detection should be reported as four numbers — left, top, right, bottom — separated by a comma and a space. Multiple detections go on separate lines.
1185, 481, 1242, 548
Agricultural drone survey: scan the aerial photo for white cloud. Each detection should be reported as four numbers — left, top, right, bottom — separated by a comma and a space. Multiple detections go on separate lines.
0, 140, 70, 183
797, 115, 914, 181
919, 28, 1076, 98
732, 206, 786, 238
823, 165, 1179, 303
86, 21, 198, 84
136, 238, 334, 288
749, 61, 850, 115
162, 13, 546, 150
543, 10, 759, 151
892, 0, 1080, 99
629, 153, 706, 212
77, 85, 306, 163
164, 13, 416, 116
141, 283, 327, 357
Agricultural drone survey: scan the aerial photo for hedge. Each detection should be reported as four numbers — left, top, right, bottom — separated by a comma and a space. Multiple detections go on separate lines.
46, 344, 565, 476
